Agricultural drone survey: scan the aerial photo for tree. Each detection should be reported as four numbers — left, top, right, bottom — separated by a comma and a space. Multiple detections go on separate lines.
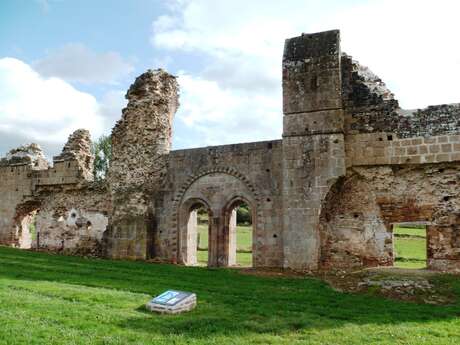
237, 203, 252, 225
91, 135, 112, 180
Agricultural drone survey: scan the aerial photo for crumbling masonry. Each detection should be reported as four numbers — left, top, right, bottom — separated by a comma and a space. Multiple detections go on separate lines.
1, 30, 460, 271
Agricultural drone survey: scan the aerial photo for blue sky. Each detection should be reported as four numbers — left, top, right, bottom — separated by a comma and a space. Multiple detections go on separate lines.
1, 0, 459, 158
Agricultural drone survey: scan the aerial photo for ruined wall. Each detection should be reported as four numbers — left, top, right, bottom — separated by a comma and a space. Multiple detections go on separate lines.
317, 48, 460, 272
342, 54, 460, 139
320, 164, 460, 271
106, 69, 179, 260
1, 29, 459, 273
0, 130, 109, 254
33, 184, 109, 255
319, 173, 392, 270
157, 140, 284, 267
279, 30, 460, 272
0, 144, 49, 246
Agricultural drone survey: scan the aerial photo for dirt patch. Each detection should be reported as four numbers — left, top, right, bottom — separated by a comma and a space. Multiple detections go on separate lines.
237, 267, 305, 278
319, 267, 457, 305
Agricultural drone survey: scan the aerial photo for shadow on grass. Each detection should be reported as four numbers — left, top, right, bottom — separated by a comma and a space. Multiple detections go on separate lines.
1, 246, 460, 340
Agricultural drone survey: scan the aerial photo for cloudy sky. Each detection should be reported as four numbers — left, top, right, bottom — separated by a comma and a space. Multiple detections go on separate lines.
1, 0, 459, 159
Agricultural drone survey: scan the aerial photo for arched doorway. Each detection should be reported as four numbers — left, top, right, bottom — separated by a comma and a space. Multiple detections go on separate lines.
17, 209, 38, 249
224, 197, 254, 267
13, 201, 41, 250
178, 198, 212, 266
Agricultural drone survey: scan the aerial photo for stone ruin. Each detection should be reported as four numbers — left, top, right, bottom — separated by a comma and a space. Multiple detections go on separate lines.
1, 30, 460, 272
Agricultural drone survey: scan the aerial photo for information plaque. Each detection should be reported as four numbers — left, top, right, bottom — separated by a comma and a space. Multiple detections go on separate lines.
146, 290, 196, 314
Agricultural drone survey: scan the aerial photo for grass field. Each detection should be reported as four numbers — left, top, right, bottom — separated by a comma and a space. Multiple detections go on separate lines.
195, 225, 428, 269
1, 246, 460, 345
197, 224, 252, 266
394, 226, 427, 269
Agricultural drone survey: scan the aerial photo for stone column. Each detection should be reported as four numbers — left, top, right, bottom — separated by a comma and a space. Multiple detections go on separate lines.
106, 69, 179, 260
208, 215, 221, 267
228, 209, 237, 266
281, 30, 346, 270
186, 210, 198, 265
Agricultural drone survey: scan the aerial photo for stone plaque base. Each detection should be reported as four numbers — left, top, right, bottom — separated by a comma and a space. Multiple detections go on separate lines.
146, 290, 197, 314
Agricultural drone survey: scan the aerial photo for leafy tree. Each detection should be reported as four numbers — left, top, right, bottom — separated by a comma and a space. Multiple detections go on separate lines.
237, 204, 252, 225
91, 135, 112, 180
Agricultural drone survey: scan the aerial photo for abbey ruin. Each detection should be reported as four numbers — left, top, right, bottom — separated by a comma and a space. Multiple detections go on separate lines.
1, 30, 459, 272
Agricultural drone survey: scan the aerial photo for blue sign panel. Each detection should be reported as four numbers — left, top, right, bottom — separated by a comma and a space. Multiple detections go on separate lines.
151, 290, 193, 306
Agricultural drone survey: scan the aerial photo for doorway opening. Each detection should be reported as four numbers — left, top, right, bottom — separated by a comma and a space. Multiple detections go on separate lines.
195, 205, 210, 266
393, 222, 427, 269
16, 209, 39, 249
227, 200, 253, 267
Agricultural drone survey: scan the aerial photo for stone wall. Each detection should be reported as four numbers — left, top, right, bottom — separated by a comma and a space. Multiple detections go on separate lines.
319, 163, 460, 272
319, 173, 391, 270
157, 140, 284, 267
0, 131, 109, 254
33, 184, 109, 255
1, 29, 459, 273
346, 133, 460, 166
342, 54, 460, 139
282, 30, 346, 270
106, 69, 179, 260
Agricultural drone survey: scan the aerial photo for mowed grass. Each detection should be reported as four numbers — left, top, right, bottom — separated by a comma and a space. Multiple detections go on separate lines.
1, 247, 460, 345
197, 224, 252, 266
197, 225, 428, 269
394, 226, 427, 269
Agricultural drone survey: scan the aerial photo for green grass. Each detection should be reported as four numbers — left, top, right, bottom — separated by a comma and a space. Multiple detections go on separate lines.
1, 246, 460, 345
394, 227, 427, 269
197, 224, 252, 266
394, 227, 426, 238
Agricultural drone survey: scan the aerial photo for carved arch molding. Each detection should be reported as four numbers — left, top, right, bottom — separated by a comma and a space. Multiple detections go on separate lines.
169, 167, 262, 259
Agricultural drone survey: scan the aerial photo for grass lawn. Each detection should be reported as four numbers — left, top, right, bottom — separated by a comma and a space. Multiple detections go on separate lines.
394, 226, 427, 269
196, 225, 429, 269
197, 224, 252, 266
1, 246, 460, 345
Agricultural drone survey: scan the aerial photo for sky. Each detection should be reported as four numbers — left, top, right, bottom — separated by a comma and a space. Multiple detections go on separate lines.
0, 0, 459, 159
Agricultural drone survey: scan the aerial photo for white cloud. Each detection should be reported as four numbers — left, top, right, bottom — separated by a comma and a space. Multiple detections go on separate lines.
0, 58, 107, 157
176, 74, 282, 147
153, 0, 460, 148
99, 90, 128, 131
318, 0, 460, 108
34, 43, 134, 84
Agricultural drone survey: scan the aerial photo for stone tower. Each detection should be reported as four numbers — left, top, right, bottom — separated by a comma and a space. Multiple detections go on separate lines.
281, 30, 346, 270
106, 69, 179, 260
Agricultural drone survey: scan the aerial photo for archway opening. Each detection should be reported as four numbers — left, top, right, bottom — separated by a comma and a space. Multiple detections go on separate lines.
392, 222, 427, 269
226, 200, 253, 267
182, 201, 212, 266
196, 205, 210, 266
14, 204, 40, 250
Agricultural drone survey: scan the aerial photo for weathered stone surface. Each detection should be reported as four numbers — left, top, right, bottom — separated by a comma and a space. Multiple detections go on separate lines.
342, 54, 460, 139
105, 69, 179, 260
1, 29, 459, 273
0, 129, 109, 252
53, 129, 94, 181
0, 143, 48, 169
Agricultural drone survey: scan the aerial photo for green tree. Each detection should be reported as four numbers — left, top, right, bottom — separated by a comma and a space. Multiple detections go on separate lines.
237, 204, 252, 225
91, 135, 112, 180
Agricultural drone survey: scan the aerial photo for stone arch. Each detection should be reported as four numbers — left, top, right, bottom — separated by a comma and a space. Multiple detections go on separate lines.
318, 173, 391, 270
171, 167, 262, 265
12, 199, 41, 249
177, 197, 212, 265
222, 195, 255, 267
